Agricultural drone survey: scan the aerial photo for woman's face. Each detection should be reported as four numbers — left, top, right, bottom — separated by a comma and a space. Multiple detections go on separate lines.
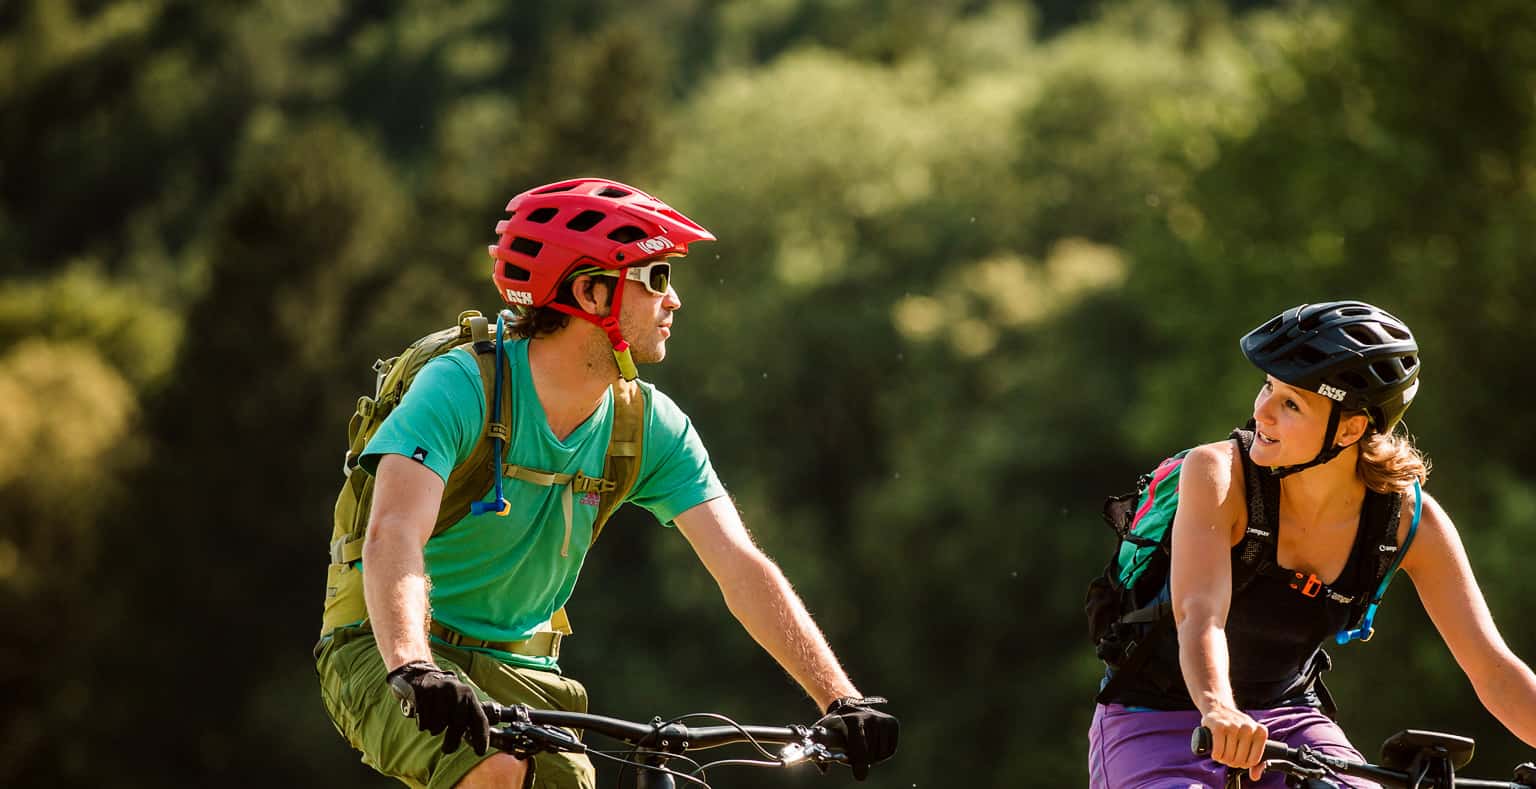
1249, 375, 1334, 467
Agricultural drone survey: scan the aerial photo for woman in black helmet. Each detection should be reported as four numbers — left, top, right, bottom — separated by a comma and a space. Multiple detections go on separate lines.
1089, 301, 1536, 788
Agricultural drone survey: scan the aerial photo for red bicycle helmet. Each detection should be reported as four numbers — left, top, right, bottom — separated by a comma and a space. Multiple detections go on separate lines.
489, 177, 715, 309
486, 178, 715, 380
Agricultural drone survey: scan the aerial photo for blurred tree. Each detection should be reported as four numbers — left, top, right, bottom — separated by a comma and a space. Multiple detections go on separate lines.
0, 338, 141, 785
66, 120, 407, 786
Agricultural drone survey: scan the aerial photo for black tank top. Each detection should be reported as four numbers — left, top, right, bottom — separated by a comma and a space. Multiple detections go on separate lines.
1222, 510, 1375, 707
1107, 501, 1379, 710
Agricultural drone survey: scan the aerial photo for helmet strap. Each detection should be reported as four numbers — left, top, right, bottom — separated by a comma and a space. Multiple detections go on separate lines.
550, 268, 639, 382
1269, 404, 1347, 478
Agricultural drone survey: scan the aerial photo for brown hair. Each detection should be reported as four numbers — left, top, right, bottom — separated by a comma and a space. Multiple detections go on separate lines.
507, 276, 614, 339
1356, 429, 1430, 493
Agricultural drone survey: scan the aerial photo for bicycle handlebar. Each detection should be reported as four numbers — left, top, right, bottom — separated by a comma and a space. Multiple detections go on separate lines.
486, 703, 839, 752
482, 700, 849, 771
388, 675, 851, 787
1191, 726, 1535, 789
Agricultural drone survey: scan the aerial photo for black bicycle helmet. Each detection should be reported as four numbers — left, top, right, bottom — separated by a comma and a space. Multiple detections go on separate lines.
1240, 300, 1420, 475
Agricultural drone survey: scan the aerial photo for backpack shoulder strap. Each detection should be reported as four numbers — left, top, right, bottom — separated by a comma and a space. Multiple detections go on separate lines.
590, 378, 646, 543
1230, 427, 1281, 594
1336, 481, 1420, 644
1360, 485, 1405, 592
438, 330, 509, 532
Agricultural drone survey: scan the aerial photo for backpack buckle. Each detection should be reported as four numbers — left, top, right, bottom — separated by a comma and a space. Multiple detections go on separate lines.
571, 471, 615, 494
1290, 572, 1322, 598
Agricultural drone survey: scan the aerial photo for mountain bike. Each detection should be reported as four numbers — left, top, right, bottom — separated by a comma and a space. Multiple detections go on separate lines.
1192, 725, 1536, 788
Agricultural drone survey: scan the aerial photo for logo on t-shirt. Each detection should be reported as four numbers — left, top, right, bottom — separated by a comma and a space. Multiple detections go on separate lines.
579, 491, 601, 507
411, 446, 429, 463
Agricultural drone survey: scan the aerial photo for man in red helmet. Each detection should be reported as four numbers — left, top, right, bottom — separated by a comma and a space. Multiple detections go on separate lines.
316, 179, 897, 788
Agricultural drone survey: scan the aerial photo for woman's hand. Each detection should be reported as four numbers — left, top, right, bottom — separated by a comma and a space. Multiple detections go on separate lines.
1201, 704, 1268, 781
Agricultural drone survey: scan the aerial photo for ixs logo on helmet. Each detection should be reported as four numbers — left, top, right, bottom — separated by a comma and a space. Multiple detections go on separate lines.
636, 236, 673, 255
503, 288, 534, 306
1317, 383, 1348, 401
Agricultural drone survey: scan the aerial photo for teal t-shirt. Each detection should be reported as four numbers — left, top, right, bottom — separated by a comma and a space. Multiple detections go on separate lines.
360, 339, 726, 670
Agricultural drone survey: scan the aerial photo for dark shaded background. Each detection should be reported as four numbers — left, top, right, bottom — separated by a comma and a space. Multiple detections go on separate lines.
2, 1, 1534, 786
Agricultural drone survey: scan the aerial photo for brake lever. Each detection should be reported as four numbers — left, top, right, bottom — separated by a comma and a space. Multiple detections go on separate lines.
778, 741, 845, 765
1263, 758, 1328, 781
496, 722, 587, 758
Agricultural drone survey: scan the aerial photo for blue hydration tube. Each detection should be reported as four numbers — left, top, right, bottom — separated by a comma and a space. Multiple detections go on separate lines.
1336, 480, 1421, 645
469, 311, 511, 516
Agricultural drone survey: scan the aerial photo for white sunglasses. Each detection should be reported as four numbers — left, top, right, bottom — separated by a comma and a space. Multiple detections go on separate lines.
588, 260, 672, 296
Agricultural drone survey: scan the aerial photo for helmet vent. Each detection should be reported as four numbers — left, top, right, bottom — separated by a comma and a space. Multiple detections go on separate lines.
1339, 306, 1372, 317
1401, 355, 1418, 371
566, 210, 607, 231
1257, 317, 1283, 335
1293, 345, 1327, 366
1339, 371, 1370, 390
535, 184, 578, 194
596, 186, 631, 198
1343, 325, 1382, 346
607, 225, 647, 243
509, 237, 543, 257
1384, 324, 1411, 341
501, 262, 531, 282
526, 207, 559, 224
1370, 360, 1401, 383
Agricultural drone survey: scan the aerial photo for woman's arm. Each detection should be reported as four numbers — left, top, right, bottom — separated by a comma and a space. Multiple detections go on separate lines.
1400, 490, 1536, 746
1170, 442, 1268, 778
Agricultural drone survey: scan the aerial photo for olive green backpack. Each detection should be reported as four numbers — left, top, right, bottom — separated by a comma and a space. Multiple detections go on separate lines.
319, 310, 645, 641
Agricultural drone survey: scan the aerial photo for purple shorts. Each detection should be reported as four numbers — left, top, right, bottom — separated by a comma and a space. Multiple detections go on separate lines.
1088, 703, 1380, 788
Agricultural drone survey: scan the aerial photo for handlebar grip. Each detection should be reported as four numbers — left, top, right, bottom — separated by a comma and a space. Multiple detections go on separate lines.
1191, 727, 1299, 764
1191, 726, 1214, 756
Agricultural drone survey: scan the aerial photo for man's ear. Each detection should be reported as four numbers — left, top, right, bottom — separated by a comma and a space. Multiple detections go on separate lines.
1335, 411, 1371, 448
571, 275, 613, 317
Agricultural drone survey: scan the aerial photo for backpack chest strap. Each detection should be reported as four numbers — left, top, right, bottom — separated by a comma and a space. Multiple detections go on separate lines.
501, 465, 617, 559
1246, 561, 1360, 605
503, 466, 575, 488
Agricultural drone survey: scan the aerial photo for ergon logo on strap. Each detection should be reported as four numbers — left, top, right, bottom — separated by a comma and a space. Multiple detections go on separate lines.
1317, 383, 1348, 401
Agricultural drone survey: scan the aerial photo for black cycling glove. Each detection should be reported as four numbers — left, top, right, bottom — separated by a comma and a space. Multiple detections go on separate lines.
817, 696, 898, 781
386, 661, 491, 756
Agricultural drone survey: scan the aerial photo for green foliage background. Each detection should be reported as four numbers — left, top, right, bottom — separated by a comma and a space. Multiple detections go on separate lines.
2, 1, 1533, 786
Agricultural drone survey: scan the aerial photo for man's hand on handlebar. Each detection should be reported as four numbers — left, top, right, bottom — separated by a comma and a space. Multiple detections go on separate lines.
1201, 704, 1269, 782
386, 661, 492, 756
816, 696, 899, 781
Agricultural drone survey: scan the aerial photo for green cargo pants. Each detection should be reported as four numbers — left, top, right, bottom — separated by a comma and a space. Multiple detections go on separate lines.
316, 625, 597, 789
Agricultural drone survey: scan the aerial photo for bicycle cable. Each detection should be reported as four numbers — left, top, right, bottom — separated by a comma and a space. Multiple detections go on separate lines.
660, 712, 787, 760
593, 747, 711, 789
610, 710, 793, 788
1291, 743, 1351, 786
